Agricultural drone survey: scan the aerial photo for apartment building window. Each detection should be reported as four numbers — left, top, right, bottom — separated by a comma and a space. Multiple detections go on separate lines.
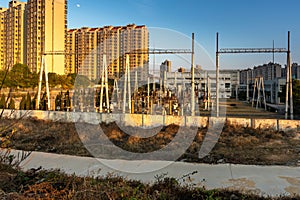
225, 83, 231, 88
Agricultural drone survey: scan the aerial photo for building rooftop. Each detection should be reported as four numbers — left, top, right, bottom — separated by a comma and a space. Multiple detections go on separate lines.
67, 29, 78, 33
67, 24, 147, 33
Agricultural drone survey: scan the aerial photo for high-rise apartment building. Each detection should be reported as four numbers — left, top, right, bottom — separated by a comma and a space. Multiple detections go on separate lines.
66, 24, 149, 80
240, 62, 282, 85
0, 7, 7, 69
253, 62, 281, 81
76, 27, 98, 80
65, 28, 77, 74
1, 0, 67, 74
26, 0, 67, 74
291, 63, 300, 80
120, 24, 149, 78
3, 1, 26, 70
100, 26, 121, 78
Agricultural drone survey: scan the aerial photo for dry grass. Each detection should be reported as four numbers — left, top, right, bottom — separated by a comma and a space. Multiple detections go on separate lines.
1, 118, 300, 199
0, 163, 298, 200
1, 118, 299, 165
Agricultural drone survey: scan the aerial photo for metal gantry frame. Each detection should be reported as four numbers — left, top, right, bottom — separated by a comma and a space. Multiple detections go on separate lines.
252, 77, 267, 110
105, 35, 196, 115
99, 54, 110, 113
216, 32, 293, 119
37, 54, 51, 110
37, 34, 196, 114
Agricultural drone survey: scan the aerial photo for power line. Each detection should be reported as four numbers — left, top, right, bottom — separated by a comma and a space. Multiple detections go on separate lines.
43, 48, 192, 56
219, 48, 287, 54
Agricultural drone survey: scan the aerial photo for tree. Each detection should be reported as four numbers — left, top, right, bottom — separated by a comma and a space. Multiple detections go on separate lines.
26, 92, 32, 110
278, 79, 300, 114
9, 64, 31, 88
74, 74, 91, 88
29, 72, 39, 89
48, 72, 59, 88
293, 79, 300, 114
31, 93, 37, 110
19, 95, 26, 110
65, 90, 71, 110
0, 94, 6, 109
55, 92, 62, 111
39, 92, 48, 110
8, 98, 15, 109
0, 63, 39, 89
238, 91, 247, 101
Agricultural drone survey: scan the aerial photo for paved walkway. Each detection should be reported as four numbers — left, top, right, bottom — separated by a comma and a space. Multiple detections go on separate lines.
8, 150, 300, 197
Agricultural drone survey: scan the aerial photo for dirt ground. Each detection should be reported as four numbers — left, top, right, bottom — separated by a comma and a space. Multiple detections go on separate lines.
2, 117, 300, 166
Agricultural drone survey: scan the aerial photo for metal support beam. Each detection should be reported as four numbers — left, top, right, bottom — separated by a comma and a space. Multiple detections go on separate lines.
191, 33, 195, 116
285, 62, 289, 119
123, 55, 132, 113
246, 70, 249, 101
285, 31, 293, 120
288, 31, 293, 120
219, 48, 287, 54
132, 49, 192, 54
100, 55, 110, 113
216, 32, 220, 117
45, 48, 192, 56
37, 54, 50, 110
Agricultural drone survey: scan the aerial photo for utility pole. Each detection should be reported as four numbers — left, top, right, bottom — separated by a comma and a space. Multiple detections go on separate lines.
216, 32, 220, 117
152, 47, 156, 93
181, 72, 184, 116
246, 70, 249, 101
164, 70, 167, 94
122, 54, 131, 113
113, 79, 120, 110
288, 31, 293, 119
100, 55, 109, 113
204, 72, 207, 110
147, 76, 150, 111
285, 59, 289, 119
273, 40, 275, 64
206, 76, 211, 110
252, 78, 257, 108
191, 33, 195, 116
174, 71, 177, 93
37, 54, 50, 110
134, 70, 138, 101
285, 31, 293, 119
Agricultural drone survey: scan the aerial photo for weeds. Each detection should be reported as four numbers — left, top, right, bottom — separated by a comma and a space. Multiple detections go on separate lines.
0, 155, 299, 199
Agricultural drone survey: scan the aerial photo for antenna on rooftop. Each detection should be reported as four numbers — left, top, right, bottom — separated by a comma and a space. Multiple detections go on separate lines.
273, 40, 275, 63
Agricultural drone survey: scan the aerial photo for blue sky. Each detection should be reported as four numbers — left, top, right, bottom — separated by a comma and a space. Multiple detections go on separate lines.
1, 0, 300, 70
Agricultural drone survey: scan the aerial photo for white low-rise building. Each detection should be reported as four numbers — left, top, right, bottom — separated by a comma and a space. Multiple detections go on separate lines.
161, 69, 240, 99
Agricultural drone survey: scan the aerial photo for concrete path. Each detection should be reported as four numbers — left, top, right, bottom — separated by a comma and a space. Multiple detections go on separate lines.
9, 150, 300, 197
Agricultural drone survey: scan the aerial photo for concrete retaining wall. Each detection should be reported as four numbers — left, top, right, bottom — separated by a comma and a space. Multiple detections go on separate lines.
2, 109, 300, 131
226, 117, 251, 127
253, 119, 278, 130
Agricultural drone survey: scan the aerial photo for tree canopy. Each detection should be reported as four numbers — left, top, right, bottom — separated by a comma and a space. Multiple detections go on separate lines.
0, 64, 91, 90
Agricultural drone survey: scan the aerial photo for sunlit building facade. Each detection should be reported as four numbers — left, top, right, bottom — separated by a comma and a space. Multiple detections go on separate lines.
1, 0, 67, 74
65, 24, 149, 80
26, 0, 67, 74
3, 1, 26, 70
76, 27, 98, 80
0, 7, 7, 69
65, 28, 77, 74
119, 24, 149, 79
